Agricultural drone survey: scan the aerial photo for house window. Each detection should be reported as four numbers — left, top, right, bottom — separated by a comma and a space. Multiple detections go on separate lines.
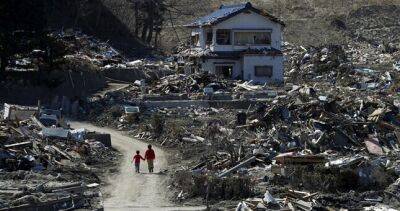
215, 65, 233, 78
191, 34, 200, 46
255, 66, 273, 77
216, 29, 231, 45
234, 32, 271, 45
206, 31, 213, 45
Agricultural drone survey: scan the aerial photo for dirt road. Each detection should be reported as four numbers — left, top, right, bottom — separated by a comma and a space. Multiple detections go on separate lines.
69, 122, 204, 211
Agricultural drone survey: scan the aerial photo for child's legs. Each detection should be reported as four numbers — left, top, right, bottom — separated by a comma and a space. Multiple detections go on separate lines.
135, 163, 140, 172
147, 159, 154, 172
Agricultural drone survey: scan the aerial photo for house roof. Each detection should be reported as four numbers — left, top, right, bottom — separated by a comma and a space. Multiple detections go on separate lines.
185, 2, 285, 28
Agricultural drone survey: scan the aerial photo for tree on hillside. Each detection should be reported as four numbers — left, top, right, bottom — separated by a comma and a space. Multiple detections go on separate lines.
131, 0, 166, 45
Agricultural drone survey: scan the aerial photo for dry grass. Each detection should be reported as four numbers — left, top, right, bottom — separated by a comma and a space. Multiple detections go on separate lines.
160, 0, 400, 50
48, 0, 400, 53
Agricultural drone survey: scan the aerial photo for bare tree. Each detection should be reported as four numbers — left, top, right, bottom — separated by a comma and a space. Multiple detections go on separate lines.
129, 0, 166, 45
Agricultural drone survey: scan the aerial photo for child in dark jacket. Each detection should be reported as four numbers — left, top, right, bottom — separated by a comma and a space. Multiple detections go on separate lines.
145, 145, 155, 173
132, 150, 145, 173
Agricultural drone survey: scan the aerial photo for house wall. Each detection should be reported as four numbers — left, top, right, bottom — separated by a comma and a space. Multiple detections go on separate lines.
243, 55, 283, 84
210, 11, 282, 51
201, 59, 242, 79
188, 9, 284, 84
191, 28, 205, 48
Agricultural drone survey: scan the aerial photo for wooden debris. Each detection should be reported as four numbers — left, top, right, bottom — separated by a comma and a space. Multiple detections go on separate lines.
218, 156, 256, 177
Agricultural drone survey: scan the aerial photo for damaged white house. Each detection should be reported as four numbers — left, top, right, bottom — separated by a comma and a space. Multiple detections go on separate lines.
183, 2, 285, 84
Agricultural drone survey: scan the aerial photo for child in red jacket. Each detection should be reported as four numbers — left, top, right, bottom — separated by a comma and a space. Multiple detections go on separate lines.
132, 150, 145, 173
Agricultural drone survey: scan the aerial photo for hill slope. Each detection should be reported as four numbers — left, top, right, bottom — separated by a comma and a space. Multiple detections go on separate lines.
161, 0, 400, 50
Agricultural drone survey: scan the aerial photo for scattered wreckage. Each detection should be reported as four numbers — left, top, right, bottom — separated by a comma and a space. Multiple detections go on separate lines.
10, 23, 395, 211
0, 103, 115, 210
84, 38, 400, 210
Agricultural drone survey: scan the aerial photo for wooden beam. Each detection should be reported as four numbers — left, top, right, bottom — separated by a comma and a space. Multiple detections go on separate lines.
218, 156, 256, 178
4, 141, 32, 149
51, 146, 72, 160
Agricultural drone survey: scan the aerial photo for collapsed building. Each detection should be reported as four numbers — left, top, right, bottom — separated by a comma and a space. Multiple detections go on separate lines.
85, 32, 400, 209
2, 2, 400, 210
0, 104, 116, 210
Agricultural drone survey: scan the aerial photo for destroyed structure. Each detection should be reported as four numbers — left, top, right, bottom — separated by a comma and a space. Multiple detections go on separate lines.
0, 104, 117, 210
1, 1, 400, 211
86, 36, 400, 210
182, 2, 285, 84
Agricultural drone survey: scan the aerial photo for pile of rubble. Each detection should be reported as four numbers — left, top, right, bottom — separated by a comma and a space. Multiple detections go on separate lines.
6, 29, 122, 72
81, 37, 400, 210
230, 85, 399, 209
83, 87, 400, 209
147, 73, 237, 95
52, 30, 122, 68
5, 29, 174, 86
146, 46, 400, 209
0, 104, 117, 210
111, 72, 264, 97
55, 30, 174, 81
284, 42, 399, 91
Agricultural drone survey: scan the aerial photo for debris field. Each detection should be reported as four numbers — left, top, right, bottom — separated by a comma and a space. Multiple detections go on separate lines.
84, 37, 400, 210
1, 12, 400, 211
0, 104, 119, 210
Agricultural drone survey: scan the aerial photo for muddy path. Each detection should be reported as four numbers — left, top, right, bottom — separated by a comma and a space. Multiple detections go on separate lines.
69, 121, 204, 211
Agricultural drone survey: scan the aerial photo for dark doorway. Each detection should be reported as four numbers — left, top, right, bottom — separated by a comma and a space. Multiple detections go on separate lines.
215, 65, 233, 78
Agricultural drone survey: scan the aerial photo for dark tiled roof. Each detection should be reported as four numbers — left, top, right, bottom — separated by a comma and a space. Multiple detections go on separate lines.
185, 2, 284, 27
